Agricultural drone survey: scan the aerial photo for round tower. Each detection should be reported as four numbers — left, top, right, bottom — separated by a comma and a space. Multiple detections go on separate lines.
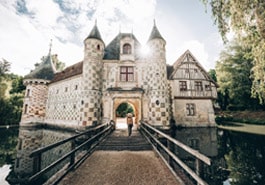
146, 21, 169, 127
81, 21, 105, 126
21, 45, 56, 125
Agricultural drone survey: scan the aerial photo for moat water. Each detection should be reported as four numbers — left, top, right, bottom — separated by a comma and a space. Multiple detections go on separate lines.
1, 125, 265, 185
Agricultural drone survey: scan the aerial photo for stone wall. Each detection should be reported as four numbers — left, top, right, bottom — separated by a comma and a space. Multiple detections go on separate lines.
45, 75, 82, 127
15, 126, 43, 177
172, 99, 215, 127
21, 80, 49, 124
14, 126, 75, 179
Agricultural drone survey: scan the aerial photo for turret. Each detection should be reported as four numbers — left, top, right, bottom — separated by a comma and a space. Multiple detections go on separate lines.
84, 20, 105, 60
21, 41, 56, 125
81, 21, 105, 126
147, 20, 166, 60
145, 21, 169, 127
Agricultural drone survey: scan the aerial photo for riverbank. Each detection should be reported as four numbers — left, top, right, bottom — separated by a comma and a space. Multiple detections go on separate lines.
217, 122, 265, 136
216, 110, 265, 125
0, 125, 19, 129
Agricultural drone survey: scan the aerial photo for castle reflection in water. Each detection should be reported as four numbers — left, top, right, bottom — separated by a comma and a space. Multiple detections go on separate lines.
5, 126, 265, 185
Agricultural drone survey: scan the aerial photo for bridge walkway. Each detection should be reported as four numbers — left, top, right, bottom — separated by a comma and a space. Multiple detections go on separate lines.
58, 129, 182, 185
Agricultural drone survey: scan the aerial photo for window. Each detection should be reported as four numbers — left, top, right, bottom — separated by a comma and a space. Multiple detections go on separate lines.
186, 103, 195, 116
26, 89, 30, 97
195, 81, 203, 91
188, 139, 199, 150
24, 104, 28, 114
179, 81, 187, 91
120, 66, 134, 81
123, 43, 132, 54
205, 84, 211, 91
97, 44, 100, 51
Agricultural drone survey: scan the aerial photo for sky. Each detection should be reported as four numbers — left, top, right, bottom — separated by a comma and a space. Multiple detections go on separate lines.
0, 0, 224, 76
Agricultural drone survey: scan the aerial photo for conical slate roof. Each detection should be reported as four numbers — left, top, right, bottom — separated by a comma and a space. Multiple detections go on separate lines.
148, 21, 165, 42
85, 22, 103, 42
24, 54, 56, 80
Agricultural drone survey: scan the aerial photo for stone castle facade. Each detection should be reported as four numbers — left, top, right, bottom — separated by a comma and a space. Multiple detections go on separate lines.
20, 22, 218, 129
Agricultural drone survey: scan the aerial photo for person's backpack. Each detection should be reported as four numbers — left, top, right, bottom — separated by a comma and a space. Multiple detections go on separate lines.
127, 117, 133, 124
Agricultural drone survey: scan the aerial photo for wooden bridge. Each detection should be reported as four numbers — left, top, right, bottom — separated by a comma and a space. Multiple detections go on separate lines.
27, 121, 211, 185
58, 129, 180, 185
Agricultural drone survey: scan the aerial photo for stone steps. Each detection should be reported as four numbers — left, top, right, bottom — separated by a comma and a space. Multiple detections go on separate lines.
96, 129, 152, 151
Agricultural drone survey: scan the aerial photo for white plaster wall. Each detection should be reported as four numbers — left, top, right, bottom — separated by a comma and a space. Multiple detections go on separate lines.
172, 99, 216, 127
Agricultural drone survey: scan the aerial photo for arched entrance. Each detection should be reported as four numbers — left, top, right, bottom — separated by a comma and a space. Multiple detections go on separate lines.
113, 98, 141, 129
115, 102, 135, 129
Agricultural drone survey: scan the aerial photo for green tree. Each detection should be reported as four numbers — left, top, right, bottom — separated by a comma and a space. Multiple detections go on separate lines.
216, 39, 261, 110
202, 0, 265, 103
208, 69, 217, 82
116, 103, 134, 117
0, 60, 24, 125
52, 54, 65, 71
9, 76, 25, 94
0, 58, 10, 76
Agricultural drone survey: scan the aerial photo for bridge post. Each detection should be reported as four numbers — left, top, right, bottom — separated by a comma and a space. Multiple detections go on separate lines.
32, 153, 41, 174
167, 140, 174, 168
70, 140, 75, 166
195, 158, 204, 184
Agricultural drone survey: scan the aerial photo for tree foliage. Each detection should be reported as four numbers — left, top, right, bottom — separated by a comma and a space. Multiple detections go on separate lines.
116, 103, 134, 117
223, 132, 265, 185
216, 39, 262, 110
0, 59, 24, 125
9, 76, 25, 94
202, 0, 265, 103
0, 58, 11, 76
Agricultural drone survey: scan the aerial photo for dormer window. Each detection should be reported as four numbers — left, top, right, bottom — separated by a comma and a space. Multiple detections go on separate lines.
123, 43, 131, 54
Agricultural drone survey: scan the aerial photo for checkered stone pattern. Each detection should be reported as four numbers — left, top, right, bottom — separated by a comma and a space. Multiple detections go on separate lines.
146, 62, 167, 92
148, 91, 169, 126
83, 61, 103, 91
21, 80, 49, 123
14, 127, 43, 176
84, 39, 104, 60
45, 76, 82, 126
80, 90, 102, 126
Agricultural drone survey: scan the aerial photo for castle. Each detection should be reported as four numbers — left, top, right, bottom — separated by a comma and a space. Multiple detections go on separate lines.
20, 22, 218, 129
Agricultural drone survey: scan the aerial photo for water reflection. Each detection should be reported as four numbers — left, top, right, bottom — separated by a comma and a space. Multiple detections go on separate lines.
173, 127, 265, 185
3, 125, 265, 185
219, 130, 265, 185
0, 127, 18, 185
6, 125, 76, 184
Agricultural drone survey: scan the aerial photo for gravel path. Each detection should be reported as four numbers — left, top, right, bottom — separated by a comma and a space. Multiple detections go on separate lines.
59, 151, 181, 185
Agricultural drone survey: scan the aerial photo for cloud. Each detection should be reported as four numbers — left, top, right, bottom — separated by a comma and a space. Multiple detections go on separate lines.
0, 0, 222, 76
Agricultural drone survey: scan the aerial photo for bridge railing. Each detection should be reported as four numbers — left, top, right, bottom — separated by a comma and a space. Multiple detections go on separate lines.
28, 121, 115, 185
140, 121, 211, 185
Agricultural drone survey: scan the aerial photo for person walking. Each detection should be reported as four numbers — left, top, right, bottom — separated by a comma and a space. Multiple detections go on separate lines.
126, 113, 133, 136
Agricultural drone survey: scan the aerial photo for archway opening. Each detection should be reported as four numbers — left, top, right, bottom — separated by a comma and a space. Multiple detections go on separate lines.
115, 102, 135, 129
